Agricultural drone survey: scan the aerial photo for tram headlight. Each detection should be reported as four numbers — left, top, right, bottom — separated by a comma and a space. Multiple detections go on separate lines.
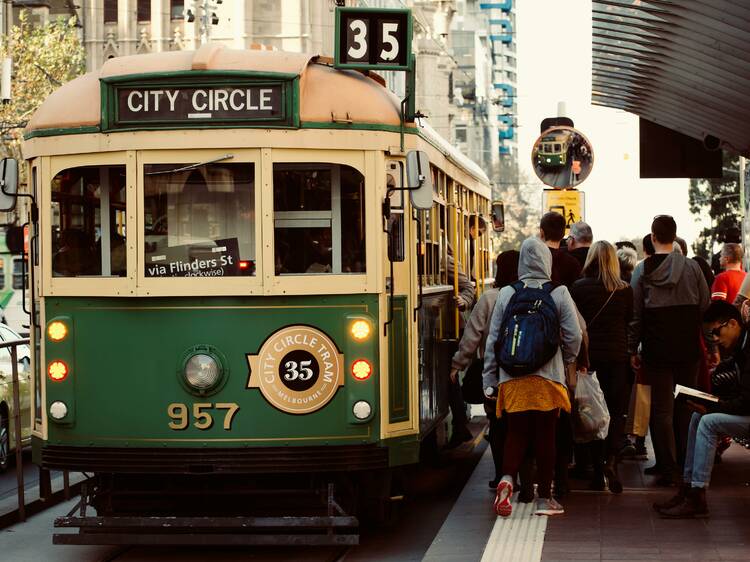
49, 401, 68, 420
352, 400, 372, 420
350, 320, 371, 341
184, 353, 221, 391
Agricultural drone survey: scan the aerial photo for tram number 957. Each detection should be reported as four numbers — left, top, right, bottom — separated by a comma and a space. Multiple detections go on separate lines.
337, 9, 410, 69
167, 402, 239, 431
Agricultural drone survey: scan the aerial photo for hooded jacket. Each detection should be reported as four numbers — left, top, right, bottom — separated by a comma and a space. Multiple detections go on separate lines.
483, 237, 583, 389
628, 252, 710, 365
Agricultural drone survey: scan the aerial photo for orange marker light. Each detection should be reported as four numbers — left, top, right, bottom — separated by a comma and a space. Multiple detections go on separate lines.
351, 359, 372, 381
47, 321, 68, 342
350, 320, 371, 341
48, 360, 68, 382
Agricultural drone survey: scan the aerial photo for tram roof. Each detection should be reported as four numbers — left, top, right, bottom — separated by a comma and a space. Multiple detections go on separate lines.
26, 44, 407, 135
24, 44, 490, 187
591, 0, 750, 157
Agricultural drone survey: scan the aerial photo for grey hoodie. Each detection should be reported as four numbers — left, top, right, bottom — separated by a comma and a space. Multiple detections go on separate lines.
628, 252, 710, 365
482, 237, 583, 390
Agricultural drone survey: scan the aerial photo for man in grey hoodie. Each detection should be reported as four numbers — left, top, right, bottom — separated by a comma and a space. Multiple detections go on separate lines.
629, 215, 710, 486
483, 237, 582, 516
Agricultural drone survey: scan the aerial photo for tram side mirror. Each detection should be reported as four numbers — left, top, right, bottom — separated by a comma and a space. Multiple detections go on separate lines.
491, 200, 505, 233
5, 225, 23, 255
406, 150, 433, 210
0, 158, 18, 212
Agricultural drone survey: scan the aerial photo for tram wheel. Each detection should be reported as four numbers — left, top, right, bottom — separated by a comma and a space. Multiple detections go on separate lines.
0, 408, 9, 472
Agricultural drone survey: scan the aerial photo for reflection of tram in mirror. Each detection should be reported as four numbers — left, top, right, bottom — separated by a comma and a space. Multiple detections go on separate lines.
531, 126, 594, 189
536, 131, 569, 168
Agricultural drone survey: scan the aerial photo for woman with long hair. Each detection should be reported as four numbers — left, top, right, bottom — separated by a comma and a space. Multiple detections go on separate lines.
571, 241, 633, 493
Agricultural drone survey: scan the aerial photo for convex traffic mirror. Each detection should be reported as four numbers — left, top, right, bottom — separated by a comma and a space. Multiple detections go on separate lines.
531, 126, 593, 189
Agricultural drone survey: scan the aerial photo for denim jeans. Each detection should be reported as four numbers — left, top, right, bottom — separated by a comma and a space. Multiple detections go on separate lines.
684, 411, 750, 488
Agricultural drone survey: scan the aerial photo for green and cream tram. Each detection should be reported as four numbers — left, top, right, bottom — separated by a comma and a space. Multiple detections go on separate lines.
535, 130, 570, 168
9, 45, 492, 544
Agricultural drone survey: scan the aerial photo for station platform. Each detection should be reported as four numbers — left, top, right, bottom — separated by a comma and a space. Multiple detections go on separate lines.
424, 440, 750, 562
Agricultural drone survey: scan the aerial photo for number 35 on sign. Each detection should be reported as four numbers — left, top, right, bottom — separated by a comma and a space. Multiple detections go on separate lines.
335, 8, 412, 71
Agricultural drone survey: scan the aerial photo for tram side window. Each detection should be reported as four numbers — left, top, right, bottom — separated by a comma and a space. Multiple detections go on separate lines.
273, 164, 365, 275
143, 163, 255, 277
51, 166, 127, 278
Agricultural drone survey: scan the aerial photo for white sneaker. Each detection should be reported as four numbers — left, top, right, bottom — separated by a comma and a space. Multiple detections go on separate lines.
534, 497, 564, 516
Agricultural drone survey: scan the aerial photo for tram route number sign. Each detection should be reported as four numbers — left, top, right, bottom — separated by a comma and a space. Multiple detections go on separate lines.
115, 84, 284, 125
334, 7, 411, 71
542, 189, 585, 232
146, 237, 241, 278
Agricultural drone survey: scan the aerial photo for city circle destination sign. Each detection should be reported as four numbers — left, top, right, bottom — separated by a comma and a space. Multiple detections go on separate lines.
102, 77, 297, 130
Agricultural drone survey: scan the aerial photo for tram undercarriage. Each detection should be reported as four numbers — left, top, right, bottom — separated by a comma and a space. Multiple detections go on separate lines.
53, 469, 400, 546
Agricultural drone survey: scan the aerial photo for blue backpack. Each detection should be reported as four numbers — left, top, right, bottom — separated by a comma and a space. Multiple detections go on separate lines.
496, 281, 561, 376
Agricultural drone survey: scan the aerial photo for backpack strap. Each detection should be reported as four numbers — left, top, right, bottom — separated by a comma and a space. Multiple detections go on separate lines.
511, 280, 524, 293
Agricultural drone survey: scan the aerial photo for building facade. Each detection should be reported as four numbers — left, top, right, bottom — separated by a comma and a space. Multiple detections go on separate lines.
451, 0, 518, 201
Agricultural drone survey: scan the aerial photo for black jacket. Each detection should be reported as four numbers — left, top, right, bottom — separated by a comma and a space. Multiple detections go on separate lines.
550, 247, 581, 288
715, 332, 750, 416
569, 246, 589, 269
571, 278, 633, 364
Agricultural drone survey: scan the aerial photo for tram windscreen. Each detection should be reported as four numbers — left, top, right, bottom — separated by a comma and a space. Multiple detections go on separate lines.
273, 163, 365, 275
143, 163, 255, 277
51, 165, 127, 278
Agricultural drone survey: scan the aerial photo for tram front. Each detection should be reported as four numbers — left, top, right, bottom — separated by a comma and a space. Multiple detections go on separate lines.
10, 46, 447, 545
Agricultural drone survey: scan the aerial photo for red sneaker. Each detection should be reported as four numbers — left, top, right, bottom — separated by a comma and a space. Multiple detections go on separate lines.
494, 479, 513, 517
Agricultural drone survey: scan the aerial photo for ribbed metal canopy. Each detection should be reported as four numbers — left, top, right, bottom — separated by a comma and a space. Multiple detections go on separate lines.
591, 0, 750, 157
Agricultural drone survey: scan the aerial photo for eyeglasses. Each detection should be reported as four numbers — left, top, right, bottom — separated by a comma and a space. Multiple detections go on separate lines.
711, 320, 730, 338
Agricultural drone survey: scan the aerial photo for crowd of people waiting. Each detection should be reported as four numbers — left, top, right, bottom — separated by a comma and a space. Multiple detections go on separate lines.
449, 212, 750, 519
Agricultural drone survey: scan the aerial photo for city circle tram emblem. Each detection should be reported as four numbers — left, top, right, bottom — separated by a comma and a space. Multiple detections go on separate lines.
246, 326, 344, 414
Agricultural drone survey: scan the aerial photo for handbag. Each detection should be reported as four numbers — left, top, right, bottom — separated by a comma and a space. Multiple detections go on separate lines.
460, 358, 485, 404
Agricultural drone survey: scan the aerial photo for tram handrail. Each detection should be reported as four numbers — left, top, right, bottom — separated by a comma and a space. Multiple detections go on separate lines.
1, 335, 75, 526
4, 337, 29, 522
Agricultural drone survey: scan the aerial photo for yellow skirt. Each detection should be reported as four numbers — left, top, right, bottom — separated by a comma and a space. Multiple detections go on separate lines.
496, 375, 571, 417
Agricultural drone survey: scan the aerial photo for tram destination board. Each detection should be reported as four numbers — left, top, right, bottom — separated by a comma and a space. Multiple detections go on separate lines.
334, 7, 412, 71
102, 77, 297, 130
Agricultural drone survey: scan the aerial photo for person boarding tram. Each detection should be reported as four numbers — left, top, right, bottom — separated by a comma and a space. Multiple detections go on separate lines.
445, 241, 478, 448
483, 237, 582, 517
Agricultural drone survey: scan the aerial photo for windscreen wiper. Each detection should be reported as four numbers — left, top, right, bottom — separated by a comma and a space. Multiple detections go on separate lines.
145, 154, 234, 176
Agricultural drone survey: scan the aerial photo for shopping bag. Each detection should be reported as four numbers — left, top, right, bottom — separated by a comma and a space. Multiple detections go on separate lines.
572, 371, 610, 444
628, 383, 651, 437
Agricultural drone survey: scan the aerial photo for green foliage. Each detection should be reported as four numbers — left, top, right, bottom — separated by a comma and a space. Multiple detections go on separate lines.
688, 152, 740, 259
0, 11, 85, 165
